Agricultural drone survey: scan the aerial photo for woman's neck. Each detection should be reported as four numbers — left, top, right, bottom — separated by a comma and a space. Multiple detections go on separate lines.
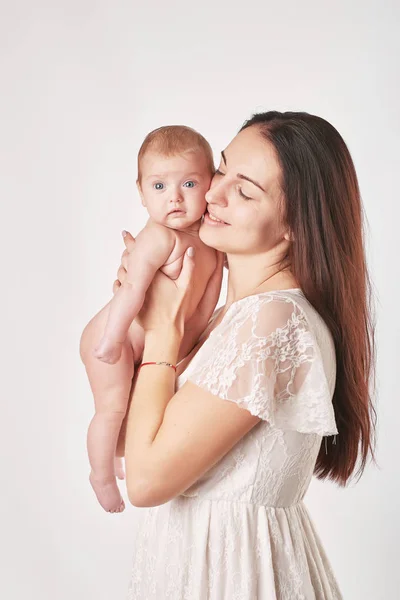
224, 252, 298, 308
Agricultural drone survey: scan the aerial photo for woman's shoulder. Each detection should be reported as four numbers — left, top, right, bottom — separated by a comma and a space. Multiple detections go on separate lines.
218, 289, 306, 328
181, 289, 338, 425
243, 289, 336, 390
223, 289, 306, 337
226, 289, 327, 331
218, 289, 335, 370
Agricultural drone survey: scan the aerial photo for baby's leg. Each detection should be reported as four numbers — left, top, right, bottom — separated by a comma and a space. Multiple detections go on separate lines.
80, 303, 144, 512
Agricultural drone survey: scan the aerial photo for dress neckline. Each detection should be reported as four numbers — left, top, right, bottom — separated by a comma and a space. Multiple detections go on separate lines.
224, 287, 303, 313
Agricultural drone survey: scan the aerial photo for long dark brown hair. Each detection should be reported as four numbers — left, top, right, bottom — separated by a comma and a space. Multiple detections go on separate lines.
241, 111, 376, 486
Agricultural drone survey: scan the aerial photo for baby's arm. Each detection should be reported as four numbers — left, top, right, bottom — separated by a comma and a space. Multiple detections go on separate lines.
94, 224, 176, 364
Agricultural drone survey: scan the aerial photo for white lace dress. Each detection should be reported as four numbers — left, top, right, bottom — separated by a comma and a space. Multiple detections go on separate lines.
127, 290, 343, 599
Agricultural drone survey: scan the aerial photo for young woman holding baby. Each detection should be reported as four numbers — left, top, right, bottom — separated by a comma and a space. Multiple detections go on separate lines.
81, 111, 376, 599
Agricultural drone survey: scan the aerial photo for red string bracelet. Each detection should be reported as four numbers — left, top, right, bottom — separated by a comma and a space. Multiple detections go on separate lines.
139, 361, 177, 372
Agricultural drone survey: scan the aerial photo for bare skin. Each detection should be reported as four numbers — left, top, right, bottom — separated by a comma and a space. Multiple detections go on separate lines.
80, 149, 216, 513
106, 231, 226, 463
80, 239, 217, 513
93, 220, 216, 364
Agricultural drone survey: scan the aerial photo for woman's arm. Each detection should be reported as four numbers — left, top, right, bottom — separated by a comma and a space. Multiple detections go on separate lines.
112, 235, 223, 459
124, 322, 260, 507
124, 325, 182, 482
121, 248, 256, 508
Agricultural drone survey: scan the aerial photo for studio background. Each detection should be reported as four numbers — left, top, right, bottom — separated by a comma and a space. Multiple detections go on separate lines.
0, 1, 398, 598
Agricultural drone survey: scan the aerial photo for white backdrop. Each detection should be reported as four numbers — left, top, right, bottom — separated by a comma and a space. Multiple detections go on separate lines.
0, 1, 398, 598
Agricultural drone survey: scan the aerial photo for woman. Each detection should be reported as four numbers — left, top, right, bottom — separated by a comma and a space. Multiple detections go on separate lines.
115, 111, 376, 599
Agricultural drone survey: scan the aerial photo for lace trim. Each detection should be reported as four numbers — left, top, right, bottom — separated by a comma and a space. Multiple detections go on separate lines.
188, 294, 338, 436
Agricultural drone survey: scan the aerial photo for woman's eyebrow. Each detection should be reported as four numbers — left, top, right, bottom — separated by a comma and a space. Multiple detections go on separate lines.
221, 150, 265, 192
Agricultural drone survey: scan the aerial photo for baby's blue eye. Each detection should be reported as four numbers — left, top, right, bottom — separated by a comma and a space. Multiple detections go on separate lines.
154, 183, 164, 190
184, 181, 196, 188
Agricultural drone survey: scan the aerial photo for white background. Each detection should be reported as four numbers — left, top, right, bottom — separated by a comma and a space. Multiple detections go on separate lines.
0, 1, 398, 598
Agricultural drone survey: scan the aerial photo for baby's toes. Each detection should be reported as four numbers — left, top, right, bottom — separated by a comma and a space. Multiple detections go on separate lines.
108, 499, 125, 514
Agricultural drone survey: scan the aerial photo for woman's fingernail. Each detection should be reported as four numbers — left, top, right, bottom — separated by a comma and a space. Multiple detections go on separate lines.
187, 247, 195, 257
122, 230, 127, 238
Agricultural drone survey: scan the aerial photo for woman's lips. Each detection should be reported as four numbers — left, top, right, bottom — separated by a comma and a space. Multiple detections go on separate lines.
204, 210, 230, 226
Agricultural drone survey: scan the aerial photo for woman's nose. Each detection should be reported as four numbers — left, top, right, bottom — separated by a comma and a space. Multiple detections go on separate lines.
205, 182, 227, 206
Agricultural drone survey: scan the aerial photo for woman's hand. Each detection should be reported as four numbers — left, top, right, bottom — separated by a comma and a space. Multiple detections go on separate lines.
114, 230, 224, 350
112, 231, 135, 294
136, 247, 196, 334
115, 230, 196, 334
184, 250, 224, 338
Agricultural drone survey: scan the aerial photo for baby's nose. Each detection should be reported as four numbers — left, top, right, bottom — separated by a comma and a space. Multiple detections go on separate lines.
170, 192, 184, 203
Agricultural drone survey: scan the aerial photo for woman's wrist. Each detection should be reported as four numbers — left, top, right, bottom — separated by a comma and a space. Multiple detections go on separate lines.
142, 325, 183, 366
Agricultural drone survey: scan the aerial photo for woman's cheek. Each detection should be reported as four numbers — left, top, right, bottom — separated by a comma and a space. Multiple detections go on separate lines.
239, 211, 275, 247
235, 205, 256, 228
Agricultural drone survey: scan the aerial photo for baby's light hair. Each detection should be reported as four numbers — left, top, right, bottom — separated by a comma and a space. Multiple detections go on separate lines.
137, 125, 214, 183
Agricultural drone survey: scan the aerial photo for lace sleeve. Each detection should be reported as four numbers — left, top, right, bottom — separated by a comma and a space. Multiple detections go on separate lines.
188, 295, 338, 436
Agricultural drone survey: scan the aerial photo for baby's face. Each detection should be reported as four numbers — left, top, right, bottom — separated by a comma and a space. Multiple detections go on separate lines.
138, 150, 212, 229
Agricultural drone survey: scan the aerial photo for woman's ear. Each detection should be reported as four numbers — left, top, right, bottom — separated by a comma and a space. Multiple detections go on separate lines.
136, 180, 146, 207
284, 228, 294, 242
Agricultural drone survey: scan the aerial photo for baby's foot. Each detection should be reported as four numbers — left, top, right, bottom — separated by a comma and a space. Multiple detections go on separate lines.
93, 338, 123, 364
89, 471, 125, 513
114, 456, 125, 480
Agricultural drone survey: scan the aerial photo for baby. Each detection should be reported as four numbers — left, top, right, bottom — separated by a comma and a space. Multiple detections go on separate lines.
80, 125, 217, 513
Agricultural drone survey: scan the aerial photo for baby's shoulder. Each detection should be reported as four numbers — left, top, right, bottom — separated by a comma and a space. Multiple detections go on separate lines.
143, 219, 175, 236
139, 220, 177, 245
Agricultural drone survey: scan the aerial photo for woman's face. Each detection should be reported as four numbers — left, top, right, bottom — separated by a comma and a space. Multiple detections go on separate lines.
199, 125, 289, 255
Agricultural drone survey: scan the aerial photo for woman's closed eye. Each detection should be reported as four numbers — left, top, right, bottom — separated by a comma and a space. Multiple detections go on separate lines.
215, 169, 252, 200
237, 186, 252, 201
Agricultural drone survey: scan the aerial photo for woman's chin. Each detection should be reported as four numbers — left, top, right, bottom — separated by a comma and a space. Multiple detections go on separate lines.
199, 221, 226, 250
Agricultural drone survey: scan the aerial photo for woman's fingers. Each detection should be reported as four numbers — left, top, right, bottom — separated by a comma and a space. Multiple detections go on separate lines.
122, 230, 136, 251
197, 251, 224, 316
117, 263, 127, 281
121, 248, 129, 270
178, 247, 196, 290
116, 231, 135, 287
206, 251, 224, 296
119, 231, 135, 274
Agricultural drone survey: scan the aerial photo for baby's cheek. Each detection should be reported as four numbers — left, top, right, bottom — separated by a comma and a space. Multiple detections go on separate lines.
193, 191, 207, 210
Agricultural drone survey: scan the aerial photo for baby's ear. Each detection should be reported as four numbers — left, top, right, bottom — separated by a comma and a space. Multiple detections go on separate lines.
136, 179, 146, 206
